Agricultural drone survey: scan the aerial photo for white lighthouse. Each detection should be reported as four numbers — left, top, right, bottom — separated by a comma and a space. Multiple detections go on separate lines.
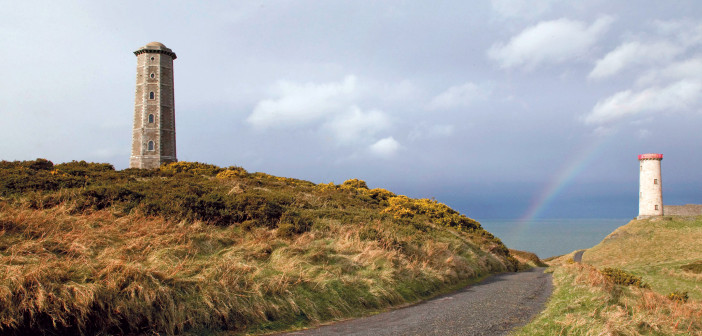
638, 153, 663, 219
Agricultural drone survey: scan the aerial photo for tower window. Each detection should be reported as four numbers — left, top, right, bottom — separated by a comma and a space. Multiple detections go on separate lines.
148, 114, 154, 123
654, 179, 658, 185
150, 73, 155, 78
150, 56, 155, 61
655, 205, 659, 210
148, 141, 154, 151
149, 92, 155, 99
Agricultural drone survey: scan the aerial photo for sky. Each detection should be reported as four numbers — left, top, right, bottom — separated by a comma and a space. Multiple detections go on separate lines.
1, 1, 701, 219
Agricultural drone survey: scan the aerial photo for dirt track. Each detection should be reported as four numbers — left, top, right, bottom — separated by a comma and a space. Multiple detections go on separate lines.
278, 267, 552, 336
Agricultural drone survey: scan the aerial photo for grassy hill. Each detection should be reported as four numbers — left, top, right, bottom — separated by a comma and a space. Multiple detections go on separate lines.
0, 159, 519, 335
514, 217, 702, 335
583, 216, 702, 300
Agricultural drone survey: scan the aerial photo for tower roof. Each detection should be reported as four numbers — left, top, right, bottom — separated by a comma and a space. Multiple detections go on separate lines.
134, 41, 177, 59
638, 153, 663, 160
145, 41, 167, 48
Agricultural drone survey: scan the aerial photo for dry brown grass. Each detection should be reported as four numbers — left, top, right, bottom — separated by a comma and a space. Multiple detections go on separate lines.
573, 263, 702, 335
508, 249, 547, 269
0, 201, 512, 335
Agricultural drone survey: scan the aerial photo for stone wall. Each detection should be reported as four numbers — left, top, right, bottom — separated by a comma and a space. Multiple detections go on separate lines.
664, 204, 702, 216
130, 42, 177, 169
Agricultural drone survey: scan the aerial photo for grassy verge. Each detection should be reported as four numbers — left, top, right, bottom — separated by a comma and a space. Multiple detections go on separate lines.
512, 263, 702, 335
514, 216, 702, 335
0, 159, 519, 335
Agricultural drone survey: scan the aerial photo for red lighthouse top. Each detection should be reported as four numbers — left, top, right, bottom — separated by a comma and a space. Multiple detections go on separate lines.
638, 153, 663, 160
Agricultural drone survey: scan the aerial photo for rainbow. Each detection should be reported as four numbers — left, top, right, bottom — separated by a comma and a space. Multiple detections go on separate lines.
508, 136, 611, 236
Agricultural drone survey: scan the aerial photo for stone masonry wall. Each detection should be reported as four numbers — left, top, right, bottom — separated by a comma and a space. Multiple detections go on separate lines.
664, 204, 702, 216
130, 43, 177, 169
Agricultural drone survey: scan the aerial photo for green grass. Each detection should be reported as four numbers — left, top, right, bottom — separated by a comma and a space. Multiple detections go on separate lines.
582, 216, 702, 300
0, 159, 520, 335
514, 217, 702, 335
513, 264, 702, 335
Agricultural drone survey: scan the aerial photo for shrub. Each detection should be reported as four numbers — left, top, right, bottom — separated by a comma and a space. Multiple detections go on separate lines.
382, 196, 481, 231
54, 161, 115, 176
25, 158, 55, 171
229, 194, 285, 228
73, 185, 145, 212
600, 268, 649, 288
366, 188, 396, 204
251, 172, 274, 180
216, 167, 248, 179
667, 291, 689, 303
121, 168, 160, 178
0, 167, 86, 196
680, 260, 702, 274
315, 182, 338, 193
341, 179, 368, 190
276, 210, 313, 238
160, 161, 223, 176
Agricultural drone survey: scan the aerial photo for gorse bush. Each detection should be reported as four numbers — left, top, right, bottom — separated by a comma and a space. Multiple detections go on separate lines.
276, 210, 313, 238
159, 161, 223, 176
341, 178, 368, 190
366, 188, 396, 204
601, 267, 650, 288
0, 159, 88, 196
383, 196, 481, 231
55, 160, 115, 176
0, 158, 54, 171
681, 260, 702, 274
667, 291, 689, 303
215, 166, 248, 179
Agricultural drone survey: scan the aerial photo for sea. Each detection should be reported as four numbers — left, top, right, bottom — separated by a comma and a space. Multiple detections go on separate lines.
478, 218, 631, 259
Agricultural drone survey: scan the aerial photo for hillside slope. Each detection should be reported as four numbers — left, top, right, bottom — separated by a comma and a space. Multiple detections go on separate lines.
0, 159, 518, 335
514, 217, 702, 335
583, 216, 702, 300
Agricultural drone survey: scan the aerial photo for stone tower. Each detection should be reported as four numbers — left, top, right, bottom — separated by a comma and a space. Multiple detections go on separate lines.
129, 42, 177, 169
638, 153, 663, 219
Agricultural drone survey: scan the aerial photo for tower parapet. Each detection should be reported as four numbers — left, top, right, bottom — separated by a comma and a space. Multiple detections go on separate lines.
638, 153, 663, 219
129, 42, 177, 169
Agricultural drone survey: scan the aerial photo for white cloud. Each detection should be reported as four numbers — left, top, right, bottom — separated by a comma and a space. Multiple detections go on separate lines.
583, 79, 702, 124
488, 16, 614, 70
490, 0, 560, 20
637, 56, 702, 86
369, 137, 400, 157
247, 75, 357, 128
428, 82, 490, 110
653, 20, 702, 48
247, 75, 400, 153
585, 19, 702, 128
589, 41, 682, 79
323, 106, 390, 144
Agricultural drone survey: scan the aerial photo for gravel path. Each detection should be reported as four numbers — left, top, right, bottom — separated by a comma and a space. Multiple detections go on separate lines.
278, 267, 552, 336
